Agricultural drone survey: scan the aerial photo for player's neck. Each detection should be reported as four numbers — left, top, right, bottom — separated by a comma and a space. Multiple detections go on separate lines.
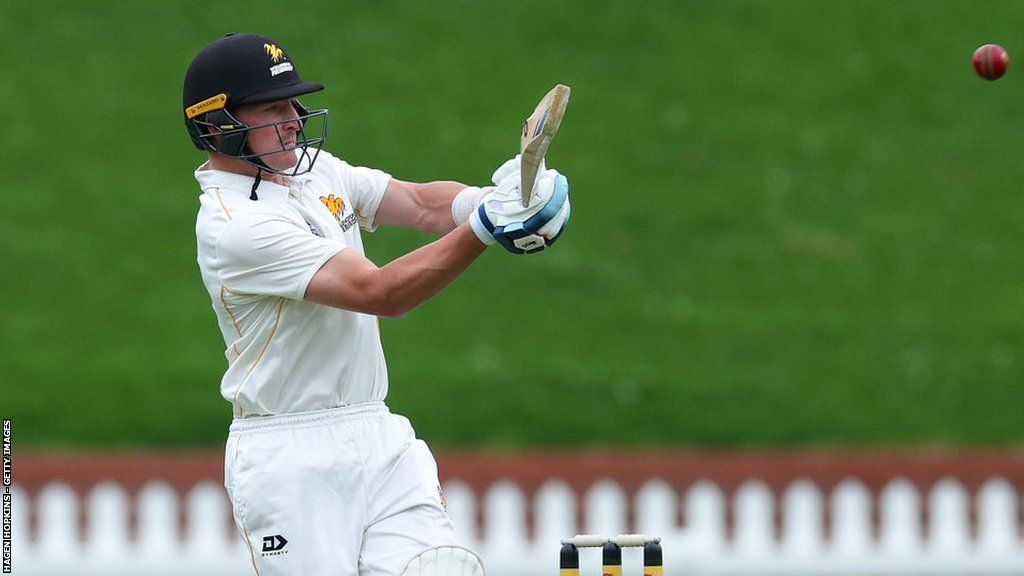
206, 153, 288, 186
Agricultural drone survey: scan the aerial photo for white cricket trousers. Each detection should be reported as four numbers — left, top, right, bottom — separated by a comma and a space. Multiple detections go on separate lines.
224, 401, 456, 576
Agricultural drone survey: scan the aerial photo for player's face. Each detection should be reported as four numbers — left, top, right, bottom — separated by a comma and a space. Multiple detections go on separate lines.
234, 98, 302, 171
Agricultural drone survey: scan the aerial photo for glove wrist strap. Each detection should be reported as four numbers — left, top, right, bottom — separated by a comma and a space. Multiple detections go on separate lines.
451, 186, 488, 226
469, 206, 497, 245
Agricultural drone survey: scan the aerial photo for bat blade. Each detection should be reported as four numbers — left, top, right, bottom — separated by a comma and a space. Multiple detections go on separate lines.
520, 84, 571, 207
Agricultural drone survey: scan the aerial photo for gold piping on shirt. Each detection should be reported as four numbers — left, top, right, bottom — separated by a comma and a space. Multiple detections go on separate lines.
214, 187, 233, 220
233, 298, 286, 415
220, 285, 244, 340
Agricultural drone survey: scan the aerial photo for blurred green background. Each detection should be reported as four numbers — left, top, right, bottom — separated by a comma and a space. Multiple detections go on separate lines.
4, 1, 1023, 449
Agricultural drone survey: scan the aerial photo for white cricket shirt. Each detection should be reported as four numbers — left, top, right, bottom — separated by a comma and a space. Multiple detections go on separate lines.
194, 151, 392, 417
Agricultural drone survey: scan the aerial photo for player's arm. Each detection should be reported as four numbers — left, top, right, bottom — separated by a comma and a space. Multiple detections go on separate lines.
373, 178, 488, 234
304, 223, 485, 317
306, 165, 571, 316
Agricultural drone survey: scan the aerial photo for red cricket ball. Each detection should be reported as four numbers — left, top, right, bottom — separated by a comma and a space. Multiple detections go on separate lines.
973, 44, 1009, 80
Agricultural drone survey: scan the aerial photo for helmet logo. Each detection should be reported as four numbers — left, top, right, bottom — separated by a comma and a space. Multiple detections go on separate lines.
266, 43, 294, 76
264, 43, 286, 63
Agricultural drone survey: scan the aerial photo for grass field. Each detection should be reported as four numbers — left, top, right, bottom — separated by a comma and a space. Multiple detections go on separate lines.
4, 1, 1024, 448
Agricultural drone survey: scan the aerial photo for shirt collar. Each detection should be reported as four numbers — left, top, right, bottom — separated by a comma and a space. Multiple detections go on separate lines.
194, 161, 312, 202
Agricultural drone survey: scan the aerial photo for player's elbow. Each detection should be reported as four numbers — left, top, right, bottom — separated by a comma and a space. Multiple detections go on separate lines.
374, 301, 410, 319
370, 286, 414, 318
339, 268, 407, 313
305, 252, 418, 317
324, 287, 409, 318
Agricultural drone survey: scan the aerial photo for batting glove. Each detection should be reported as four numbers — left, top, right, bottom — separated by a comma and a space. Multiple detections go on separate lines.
469, 160, 570, 254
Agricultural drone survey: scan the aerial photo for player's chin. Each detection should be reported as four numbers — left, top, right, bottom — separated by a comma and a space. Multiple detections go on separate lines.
263, 149, 299, 171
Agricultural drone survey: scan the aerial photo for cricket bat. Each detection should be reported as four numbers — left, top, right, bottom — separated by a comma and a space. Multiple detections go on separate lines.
520, 84, 571, 207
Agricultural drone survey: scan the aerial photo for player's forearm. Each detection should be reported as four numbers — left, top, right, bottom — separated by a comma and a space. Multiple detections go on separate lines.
408, 181, 466, 234
373, 223, 486, 317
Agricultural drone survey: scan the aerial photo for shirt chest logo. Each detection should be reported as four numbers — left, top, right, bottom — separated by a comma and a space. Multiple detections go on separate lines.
320, 194, 358, 232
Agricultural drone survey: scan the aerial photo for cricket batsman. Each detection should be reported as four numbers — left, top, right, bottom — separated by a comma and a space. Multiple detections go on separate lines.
182, 33, 570, 576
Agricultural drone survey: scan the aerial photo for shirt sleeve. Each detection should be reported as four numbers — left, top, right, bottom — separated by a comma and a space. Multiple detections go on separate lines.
216, 212, 347, 300
327, 156, 391, 232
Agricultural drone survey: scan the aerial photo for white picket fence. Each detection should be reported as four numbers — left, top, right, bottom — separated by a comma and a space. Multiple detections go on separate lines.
9, 477, 1024, 575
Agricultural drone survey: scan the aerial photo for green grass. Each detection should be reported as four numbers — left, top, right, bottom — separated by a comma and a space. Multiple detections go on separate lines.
4, 0, 1024, 448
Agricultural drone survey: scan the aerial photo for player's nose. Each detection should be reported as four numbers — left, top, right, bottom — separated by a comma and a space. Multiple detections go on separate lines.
282, 116, 301, 134
281, 105, 302, 133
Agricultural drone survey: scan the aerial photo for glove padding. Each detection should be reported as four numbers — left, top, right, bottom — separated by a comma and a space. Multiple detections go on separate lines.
470, 158, 570, 254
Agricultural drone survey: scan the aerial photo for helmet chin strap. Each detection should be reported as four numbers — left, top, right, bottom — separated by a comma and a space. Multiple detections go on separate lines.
249, 168, 262, 201
244, 144, 271, 201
